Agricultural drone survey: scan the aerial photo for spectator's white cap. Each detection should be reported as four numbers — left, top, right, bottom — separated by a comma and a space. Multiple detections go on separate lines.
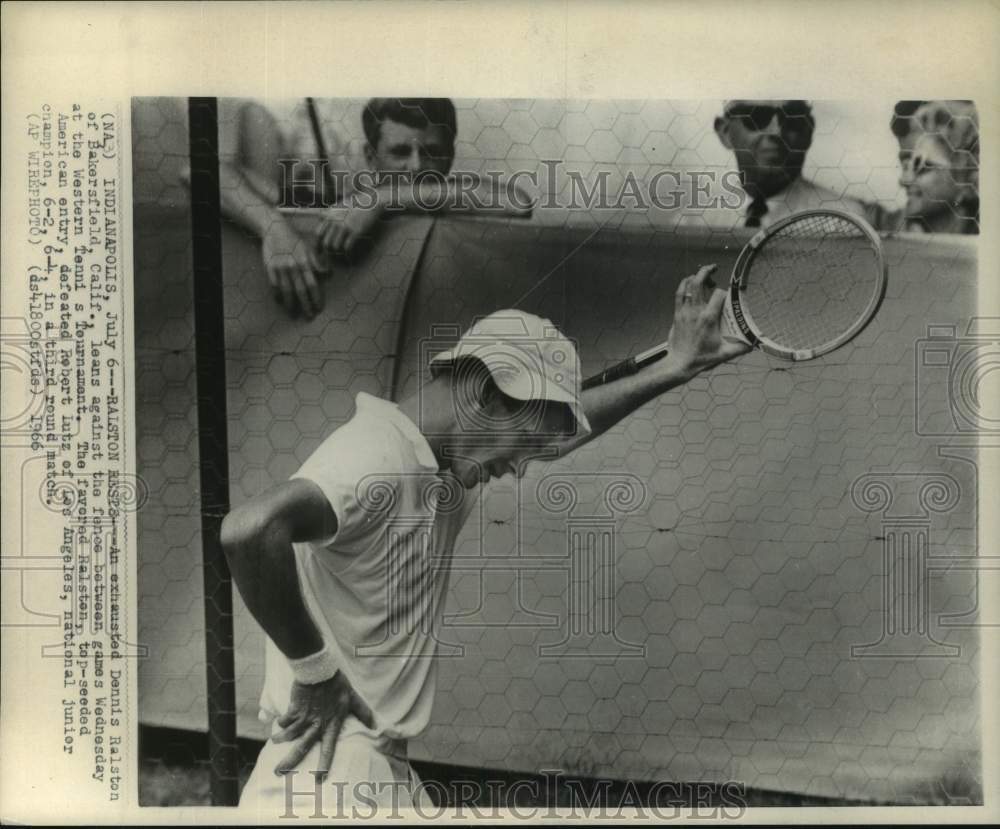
430, 309, 591, 437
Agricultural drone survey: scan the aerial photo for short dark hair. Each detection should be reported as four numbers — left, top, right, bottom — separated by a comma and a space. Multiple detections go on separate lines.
890, 100, 927, 138
362, 98, 457, 149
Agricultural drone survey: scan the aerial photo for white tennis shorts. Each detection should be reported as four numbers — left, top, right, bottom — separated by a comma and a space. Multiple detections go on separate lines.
240, 730, 433, 819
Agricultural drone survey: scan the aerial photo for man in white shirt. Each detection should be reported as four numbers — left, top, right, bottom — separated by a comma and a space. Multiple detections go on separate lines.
221, 265, 749, 814
713, 100, 866, 228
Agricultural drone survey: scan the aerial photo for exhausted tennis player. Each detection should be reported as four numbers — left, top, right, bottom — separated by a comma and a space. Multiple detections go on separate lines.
222, 265, 748, 812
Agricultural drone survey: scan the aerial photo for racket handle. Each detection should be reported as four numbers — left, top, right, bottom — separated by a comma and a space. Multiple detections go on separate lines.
582, 346, 671, 391
582, 358, 638, 390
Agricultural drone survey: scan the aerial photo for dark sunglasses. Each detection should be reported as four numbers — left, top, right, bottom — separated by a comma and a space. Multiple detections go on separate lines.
725, 103, 813, 132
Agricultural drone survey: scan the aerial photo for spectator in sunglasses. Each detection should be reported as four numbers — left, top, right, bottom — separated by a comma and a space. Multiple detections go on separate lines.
867, 100, 979, 235
714, 100, 866, 228
899, 101, 979, 235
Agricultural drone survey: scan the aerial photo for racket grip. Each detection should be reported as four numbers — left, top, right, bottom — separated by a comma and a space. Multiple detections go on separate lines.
581, 357, 639, 390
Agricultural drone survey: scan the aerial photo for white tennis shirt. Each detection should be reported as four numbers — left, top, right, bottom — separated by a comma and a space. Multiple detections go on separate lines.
258, 393, 478, 741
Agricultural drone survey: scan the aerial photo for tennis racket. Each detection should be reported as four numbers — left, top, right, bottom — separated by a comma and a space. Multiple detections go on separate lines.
581, 208, 887, 390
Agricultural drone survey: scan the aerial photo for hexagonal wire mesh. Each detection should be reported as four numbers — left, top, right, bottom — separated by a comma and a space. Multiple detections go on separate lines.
133, 97, 981, 806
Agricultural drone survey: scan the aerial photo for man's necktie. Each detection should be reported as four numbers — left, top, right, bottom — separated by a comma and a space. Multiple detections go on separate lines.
745, 197, 769, 228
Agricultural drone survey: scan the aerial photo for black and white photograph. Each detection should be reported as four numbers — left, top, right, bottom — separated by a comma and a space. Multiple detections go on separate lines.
132, 94, 982, 813
1, 2, 996, 824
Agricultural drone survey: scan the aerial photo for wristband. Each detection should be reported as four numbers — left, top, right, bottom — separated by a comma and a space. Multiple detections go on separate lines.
288, 644, 338, 685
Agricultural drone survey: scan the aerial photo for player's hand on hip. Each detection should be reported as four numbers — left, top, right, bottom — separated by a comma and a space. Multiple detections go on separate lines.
261, 218, 325, 320
271, 672, 376, 780
667, 264, 751, 376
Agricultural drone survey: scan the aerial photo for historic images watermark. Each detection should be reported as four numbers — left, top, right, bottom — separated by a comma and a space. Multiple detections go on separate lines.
850, 318, 1000, 658
914, 319, 1000, 438
279, 768, 749, 820
277, 161, 747, 213
348, 469, 648, 660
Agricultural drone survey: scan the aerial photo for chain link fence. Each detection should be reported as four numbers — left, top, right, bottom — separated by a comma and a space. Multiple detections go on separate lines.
133, 96, 982, 806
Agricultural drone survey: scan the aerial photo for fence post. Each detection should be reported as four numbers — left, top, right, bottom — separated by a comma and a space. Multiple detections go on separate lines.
188, 96, 239, 806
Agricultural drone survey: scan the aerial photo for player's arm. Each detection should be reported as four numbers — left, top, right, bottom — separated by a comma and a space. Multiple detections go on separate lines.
563, 265, 750, 454
180, 102, 284, 239
316, 173, 534, 257
180, 101, 325, 318
220, 478, 333, 658
221, 479, 373, 776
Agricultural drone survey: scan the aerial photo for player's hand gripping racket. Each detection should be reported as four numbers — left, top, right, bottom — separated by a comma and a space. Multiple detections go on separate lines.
581, 208, 887, 390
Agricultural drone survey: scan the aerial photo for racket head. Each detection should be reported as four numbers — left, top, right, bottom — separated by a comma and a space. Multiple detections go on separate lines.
726, 208, 887, 361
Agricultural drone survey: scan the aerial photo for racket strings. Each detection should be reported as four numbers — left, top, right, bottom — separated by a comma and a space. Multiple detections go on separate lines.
741, 214, 882, 354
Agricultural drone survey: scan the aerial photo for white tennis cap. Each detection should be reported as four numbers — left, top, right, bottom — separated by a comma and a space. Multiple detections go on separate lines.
430, 309, 591, 437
